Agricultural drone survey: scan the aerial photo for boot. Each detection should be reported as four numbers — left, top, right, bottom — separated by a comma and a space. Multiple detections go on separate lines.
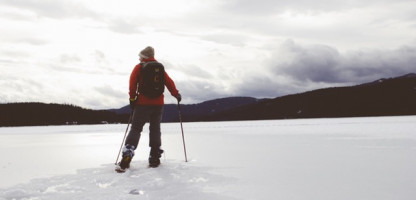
148, 148, 164, 168
118, 145, 135, 171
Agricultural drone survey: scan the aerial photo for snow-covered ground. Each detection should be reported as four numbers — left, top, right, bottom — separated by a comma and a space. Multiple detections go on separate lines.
1, 116, 415, 200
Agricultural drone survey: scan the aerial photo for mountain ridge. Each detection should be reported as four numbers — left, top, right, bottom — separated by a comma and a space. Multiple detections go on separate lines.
194, 73, 416, 121
1, 73, 415, 126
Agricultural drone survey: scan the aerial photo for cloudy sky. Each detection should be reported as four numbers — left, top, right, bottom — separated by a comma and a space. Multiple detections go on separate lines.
1, 0, 415, 109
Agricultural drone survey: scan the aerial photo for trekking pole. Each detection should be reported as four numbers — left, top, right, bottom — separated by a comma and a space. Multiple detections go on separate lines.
114, 108, 134, 165
115, 85, 139, 165
177, 101, 188, 162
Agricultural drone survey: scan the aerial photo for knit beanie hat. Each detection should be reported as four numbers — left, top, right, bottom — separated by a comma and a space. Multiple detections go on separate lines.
139, 46, 155, 59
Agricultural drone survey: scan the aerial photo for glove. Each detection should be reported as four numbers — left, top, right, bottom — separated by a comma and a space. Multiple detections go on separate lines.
129, 97, 137, 109
175, 93, 182, 103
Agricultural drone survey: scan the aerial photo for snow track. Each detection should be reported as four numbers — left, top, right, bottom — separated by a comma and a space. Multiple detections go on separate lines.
0, 161, 235, 200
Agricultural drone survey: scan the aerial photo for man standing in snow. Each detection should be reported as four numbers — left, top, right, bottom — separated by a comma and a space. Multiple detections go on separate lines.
117, 46, 181, 171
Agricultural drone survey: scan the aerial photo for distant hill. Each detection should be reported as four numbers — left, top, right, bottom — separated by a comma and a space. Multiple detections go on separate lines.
110, 97, 262, 122
196, 73, 416, 121
1, 73, 415, 126
0, 97, 260, 126
162, 97, 262, 122
0, 103, 126, 127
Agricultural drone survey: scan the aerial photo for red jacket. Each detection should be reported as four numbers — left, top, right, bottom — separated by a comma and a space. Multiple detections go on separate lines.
129, 57, 179, 105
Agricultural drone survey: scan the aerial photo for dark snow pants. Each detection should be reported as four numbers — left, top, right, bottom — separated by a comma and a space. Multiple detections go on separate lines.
125, 105, 164, 150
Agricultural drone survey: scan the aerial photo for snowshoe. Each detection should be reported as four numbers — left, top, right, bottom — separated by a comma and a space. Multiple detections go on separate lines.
148, 148, 164, 168
115, 145, 135, 173
115, 155, 132, 173
115, 165, 127, 173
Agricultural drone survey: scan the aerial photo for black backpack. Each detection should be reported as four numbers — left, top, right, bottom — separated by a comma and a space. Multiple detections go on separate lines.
139, 61, 165, 98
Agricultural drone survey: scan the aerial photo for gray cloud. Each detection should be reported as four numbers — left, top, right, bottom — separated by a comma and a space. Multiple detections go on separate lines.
107, 18, 142, 34
199, 33, 249, 47
181, 65, 214, 79
171, 0, 416, 52
60, 54, 82, 64
0, 35, 49, 47
232, 75, 292, 98
95, 85, 125, 99
0, 75, 47, 103
15, 38, 48, 46
341, 46, 416, 80
172, 38, 416, 102
269, 39, 416, 85
273, 40, 343, 83
0, 0, 99, 19
221, 0, 415, 15
175, 79, 226, 103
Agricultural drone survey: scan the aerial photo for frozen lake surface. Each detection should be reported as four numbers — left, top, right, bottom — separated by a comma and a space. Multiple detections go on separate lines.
1, 116, 415, 200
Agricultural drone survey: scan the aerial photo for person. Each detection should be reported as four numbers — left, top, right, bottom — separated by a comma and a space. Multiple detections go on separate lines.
117, 46, 181, 171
